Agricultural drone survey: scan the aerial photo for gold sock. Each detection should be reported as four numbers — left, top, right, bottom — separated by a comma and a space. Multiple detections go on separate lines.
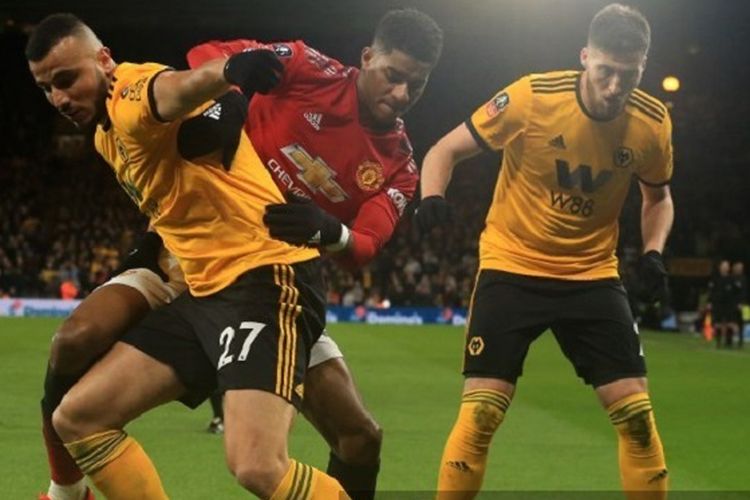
270, 459, 350, 500
608, 393, 668, 500
436, 389, 510, 499
65, 430, 168, 500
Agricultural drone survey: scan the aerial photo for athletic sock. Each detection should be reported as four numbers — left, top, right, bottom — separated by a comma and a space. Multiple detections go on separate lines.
270, 459, 350, 499
64, 430, 168, 500
327, 451, 379, 500
45, 478, 87, 500
209, 391, 223, 419
608, 392, 668, 499
436, 389, 510, 498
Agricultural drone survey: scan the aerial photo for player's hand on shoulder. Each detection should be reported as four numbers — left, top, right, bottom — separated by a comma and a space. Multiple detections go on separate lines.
223, 49, 283, 97
415, 195, 452, 233
113, 232, 168, 282
635, 250, 668, 303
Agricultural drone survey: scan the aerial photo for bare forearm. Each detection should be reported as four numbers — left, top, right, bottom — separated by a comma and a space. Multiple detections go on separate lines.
153, 58, 232, 122
421, 123, 483, 198
421, 143, 457, 197
641, 195, 674, 253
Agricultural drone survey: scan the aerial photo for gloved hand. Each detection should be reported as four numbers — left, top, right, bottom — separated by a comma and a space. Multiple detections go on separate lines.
177, 90, 248, 170
636, 250, 668, 303
414, 195, 452, 233
223, 49, 283, 97
113, 232, 168, 282
263, 193, 346, 249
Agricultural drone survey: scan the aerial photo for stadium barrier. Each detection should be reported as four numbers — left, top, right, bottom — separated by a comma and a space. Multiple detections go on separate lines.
0, 298, 82, 317
326, 305, 468, 326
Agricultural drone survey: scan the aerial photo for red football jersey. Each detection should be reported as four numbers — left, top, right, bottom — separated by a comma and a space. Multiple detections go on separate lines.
187, 40, 418, 266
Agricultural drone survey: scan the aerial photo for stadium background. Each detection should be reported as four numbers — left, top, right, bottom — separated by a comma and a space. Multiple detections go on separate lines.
1, 0, 749, 496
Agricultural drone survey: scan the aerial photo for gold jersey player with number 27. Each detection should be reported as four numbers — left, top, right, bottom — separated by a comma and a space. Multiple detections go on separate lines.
28, 13, 348, 499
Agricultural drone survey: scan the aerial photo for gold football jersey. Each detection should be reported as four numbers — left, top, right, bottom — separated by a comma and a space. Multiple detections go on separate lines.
468, 70, 673, 280
95, 62, 318, 296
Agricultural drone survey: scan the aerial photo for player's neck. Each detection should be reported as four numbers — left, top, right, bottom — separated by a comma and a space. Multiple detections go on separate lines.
578, 73, 598, 118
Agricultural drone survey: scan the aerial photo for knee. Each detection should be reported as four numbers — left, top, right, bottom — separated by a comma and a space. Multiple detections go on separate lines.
335, 416, 383, 465
49, 316, 105, 374
52, 398, 84, 443
231, 456, 288, 497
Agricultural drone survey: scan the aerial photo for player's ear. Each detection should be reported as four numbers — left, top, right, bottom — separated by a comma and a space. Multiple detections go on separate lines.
580, 47, 588, 69
97, 46, 114, 73
361, 46, 374, 69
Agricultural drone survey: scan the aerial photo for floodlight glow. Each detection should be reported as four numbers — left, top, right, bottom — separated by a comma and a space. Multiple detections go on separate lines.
662, 76, 680, 92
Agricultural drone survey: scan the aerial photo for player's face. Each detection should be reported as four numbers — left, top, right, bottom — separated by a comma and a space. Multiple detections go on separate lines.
581, 46, 646, 120
29, 36, 112, 129
358, 47, 432, 127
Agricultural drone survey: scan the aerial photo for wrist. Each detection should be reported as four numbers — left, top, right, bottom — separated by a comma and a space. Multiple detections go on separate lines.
324, 224, 351, 253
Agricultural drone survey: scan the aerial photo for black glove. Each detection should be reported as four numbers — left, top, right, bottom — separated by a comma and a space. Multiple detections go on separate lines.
177, 90, 248, 170
223, 49, 283, 97
113, 232, 168, 282
414, 195, 452, 233
263, 193, 345, 248
636, 250, 668, 303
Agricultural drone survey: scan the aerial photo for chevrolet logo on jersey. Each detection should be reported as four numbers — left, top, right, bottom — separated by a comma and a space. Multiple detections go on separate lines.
281, 144, 348, 203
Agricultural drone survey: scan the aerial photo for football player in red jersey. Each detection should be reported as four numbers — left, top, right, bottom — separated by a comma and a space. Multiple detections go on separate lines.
186, 10, 443, 498
37, 9, 442, 500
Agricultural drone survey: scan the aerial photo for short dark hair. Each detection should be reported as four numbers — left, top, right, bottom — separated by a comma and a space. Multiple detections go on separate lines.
25, 13, 88, 62
588, 3, 650, 55
373, 8, 443, 66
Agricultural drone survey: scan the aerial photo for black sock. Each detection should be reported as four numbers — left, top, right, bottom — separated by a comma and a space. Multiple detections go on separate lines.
326, 451, 379, 500
41, 365, 85, 418
209, 391, 223, 419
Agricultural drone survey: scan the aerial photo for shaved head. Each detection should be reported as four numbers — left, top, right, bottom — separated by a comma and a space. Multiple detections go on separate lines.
25, 13, 102, 62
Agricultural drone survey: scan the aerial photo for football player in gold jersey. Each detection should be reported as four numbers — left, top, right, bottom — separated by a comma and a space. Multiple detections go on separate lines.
418, 4, 672, 498
28, 13, 349, 499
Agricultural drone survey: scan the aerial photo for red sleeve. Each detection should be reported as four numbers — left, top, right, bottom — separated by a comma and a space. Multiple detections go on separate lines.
186, 39, 305, 90
336, 157, 418, 269
187, 39, 258, 67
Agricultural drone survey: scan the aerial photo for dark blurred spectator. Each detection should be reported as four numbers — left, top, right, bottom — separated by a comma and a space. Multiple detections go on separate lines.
732, 261, 747, 348
708, 260, 741, 348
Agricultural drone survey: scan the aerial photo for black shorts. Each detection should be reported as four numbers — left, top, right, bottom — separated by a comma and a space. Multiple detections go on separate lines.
463, 270, 646, 387
120, 259, 325, 410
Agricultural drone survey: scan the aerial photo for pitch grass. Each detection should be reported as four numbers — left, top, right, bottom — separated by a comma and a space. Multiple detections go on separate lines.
1, 318, 749, 498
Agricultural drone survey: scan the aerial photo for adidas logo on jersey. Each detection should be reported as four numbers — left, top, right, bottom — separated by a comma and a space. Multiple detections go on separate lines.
548, 134, 566, 150
304, 112, 322, 130
203, 103, 222, 120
